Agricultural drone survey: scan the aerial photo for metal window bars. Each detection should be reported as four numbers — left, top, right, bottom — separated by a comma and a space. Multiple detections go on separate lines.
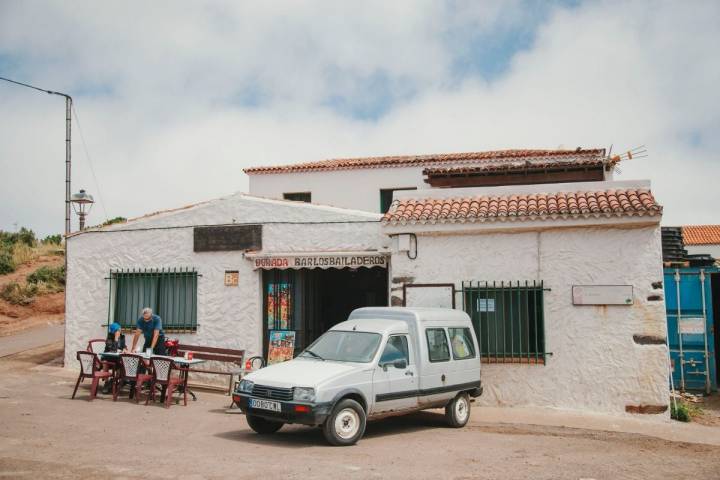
462, 280, 549, 364
107, 268, 198, 333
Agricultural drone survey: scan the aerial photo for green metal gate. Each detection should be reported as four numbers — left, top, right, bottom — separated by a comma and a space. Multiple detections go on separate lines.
462, 280, 550, 364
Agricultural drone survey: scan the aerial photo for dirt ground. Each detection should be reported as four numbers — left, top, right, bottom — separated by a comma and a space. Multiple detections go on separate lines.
0, 254, 64, 337
1, 345, 720, 480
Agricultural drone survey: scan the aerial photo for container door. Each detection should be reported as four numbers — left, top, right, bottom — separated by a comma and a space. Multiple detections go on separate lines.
665, 268, 716, 393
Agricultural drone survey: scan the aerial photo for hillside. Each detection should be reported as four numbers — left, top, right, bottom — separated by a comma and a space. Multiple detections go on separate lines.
0, 254, 65, 337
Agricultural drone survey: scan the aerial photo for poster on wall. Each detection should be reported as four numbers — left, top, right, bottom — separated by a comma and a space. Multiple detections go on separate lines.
267, 283, 291, 330
268, 330, 296, 365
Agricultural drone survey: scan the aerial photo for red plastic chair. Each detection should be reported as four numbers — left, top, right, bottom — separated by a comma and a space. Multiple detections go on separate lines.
72, 351, 113, 401
147, 357, 186, 408
115, 354, 153, 403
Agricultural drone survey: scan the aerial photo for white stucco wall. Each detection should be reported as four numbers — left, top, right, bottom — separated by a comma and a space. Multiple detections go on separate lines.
387, 223, 669, 416
248, 166, 430, 213
64, 194, 386, 373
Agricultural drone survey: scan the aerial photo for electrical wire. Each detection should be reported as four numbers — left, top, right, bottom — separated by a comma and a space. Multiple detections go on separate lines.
71, 103, 109, 221
0, 75, 70, 98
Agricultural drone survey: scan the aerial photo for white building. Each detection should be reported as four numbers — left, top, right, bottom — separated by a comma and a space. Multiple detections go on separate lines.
65, 148, 669, 416
246, 148, 614, 213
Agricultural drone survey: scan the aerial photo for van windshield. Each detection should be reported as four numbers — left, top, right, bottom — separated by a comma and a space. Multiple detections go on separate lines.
301, 331, 382, 363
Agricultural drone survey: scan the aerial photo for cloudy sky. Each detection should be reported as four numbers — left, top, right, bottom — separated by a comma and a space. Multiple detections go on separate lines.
0, 0, 718, 236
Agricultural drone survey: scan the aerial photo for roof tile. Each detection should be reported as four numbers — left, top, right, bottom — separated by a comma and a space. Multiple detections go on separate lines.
245, 148, 606, 175
382, 188, 662, 225
682, 225, 720, 245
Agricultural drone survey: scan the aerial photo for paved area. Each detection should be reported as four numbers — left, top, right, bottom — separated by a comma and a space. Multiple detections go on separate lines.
0, 324, 64, 358
1, 344, 720, 480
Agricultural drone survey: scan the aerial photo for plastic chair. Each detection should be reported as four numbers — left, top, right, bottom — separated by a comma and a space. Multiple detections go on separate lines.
115, 354, 153, 403
147, 357, 186, 408
72, 351, 113, 401
86, 339, 106, 354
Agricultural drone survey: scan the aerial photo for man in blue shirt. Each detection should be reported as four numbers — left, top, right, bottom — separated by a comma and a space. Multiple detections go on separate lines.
130, 307, 167, 355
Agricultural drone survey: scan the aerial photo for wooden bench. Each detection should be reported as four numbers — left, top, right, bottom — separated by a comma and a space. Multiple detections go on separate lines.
176, 344, 245, 395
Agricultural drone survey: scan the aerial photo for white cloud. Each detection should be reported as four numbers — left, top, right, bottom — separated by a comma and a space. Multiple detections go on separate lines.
0, 0, 718, 235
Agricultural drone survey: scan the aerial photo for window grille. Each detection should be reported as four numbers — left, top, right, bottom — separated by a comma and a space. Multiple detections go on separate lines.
108, 268, 198, 333
462, 280, 548, 364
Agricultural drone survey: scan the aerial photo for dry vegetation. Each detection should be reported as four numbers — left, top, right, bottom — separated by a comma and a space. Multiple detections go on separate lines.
0, 228, 65, 336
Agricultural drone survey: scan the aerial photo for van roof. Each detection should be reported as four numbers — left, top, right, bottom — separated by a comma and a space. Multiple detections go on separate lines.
347, 307, 471, 326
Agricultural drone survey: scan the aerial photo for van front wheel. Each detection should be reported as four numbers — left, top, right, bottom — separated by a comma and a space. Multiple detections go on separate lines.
323, 399, 366, 446
445, 392, 471, 428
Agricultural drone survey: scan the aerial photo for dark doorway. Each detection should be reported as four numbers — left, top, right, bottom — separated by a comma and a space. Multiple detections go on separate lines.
263, 267, 388, 357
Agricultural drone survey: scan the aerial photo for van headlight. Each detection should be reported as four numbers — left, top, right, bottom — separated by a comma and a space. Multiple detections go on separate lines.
293, 387, 315, 403
238, 380, 254, 393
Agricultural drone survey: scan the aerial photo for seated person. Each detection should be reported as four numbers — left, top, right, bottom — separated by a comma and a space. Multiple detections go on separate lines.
101, 322, 126, 393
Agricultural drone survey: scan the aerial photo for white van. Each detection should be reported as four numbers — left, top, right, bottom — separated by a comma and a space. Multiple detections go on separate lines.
233, 307, 482, 445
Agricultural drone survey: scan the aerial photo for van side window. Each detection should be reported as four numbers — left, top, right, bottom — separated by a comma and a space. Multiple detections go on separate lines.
426, 328, 450, 362
448, 327, 476, 360
380, 335, 409, 366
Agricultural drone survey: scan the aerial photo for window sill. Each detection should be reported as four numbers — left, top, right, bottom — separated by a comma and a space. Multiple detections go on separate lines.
481, 356, 546, 365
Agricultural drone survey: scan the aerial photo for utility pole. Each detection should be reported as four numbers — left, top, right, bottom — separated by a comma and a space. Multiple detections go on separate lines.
0, 76, 73, 236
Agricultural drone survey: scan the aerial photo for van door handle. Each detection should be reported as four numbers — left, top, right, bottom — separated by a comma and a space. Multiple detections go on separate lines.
405, 371, 414, 376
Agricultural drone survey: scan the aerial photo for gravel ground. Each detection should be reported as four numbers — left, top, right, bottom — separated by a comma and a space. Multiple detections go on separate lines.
1, 344, 720, 480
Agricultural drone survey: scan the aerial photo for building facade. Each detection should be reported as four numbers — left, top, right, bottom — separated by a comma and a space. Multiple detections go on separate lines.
65, 149, 669, 416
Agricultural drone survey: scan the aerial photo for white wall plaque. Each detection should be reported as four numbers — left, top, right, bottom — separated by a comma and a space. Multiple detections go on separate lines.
572, 285, 633, 306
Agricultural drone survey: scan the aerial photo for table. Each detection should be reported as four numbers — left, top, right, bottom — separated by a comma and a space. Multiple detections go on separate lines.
99, 352, 205, 402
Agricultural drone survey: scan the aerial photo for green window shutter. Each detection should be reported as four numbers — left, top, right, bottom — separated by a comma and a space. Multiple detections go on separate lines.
109, 268, 198, 333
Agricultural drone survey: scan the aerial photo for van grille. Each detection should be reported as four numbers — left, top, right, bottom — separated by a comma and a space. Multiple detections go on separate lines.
251, 384, 294, 401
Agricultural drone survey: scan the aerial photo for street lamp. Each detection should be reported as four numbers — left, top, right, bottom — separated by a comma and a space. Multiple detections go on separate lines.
71, 189, 94, 231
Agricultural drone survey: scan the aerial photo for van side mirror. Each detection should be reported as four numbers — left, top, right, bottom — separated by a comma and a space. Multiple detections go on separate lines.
393, 359, 407, 369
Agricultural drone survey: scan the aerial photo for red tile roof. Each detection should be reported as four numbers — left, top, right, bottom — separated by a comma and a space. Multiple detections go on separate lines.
423, 158, 614, 176
244, 148, 606, 174
382, 188, 661, 225
683, 225, 720, 245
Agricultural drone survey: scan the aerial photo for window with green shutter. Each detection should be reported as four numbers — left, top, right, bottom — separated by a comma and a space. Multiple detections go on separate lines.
462, 280, 548, 364
109, 268, 198, 333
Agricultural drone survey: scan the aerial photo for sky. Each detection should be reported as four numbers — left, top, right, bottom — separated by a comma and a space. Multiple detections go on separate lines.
0, 0, 718, 236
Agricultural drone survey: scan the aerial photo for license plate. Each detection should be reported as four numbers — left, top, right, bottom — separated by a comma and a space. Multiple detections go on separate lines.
249, 398, 282, 412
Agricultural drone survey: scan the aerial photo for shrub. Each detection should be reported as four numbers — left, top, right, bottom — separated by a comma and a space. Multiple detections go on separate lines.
0, 281, 37, 305
0, 227, 37, 249
671, 401, 690, 422
0, 248, 15, 275
42, 234, 62, 245
27, 265, 65, 287
11, 242, 35, 266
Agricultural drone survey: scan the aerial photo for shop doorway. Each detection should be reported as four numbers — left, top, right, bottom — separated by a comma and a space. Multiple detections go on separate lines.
262, 267, 388, 357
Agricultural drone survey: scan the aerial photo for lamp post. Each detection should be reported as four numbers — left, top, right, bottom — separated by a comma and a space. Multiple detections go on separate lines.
71, 189, 94, 231
0, 76, 73, 236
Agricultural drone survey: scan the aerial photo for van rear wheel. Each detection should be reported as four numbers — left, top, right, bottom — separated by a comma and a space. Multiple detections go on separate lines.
246, 414, 284, 434
323, 398, 366, 446
445, 392, 471, 428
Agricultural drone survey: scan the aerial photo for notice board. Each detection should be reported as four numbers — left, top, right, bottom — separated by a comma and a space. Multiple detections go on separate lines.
193, 225, 262, 252
572, 285, 634, 305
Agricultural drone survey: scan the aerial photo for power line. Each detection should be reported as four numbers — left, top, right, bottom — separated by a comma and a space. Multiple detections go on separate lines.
0, 76, 70, 98
71, 103, 109, 221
